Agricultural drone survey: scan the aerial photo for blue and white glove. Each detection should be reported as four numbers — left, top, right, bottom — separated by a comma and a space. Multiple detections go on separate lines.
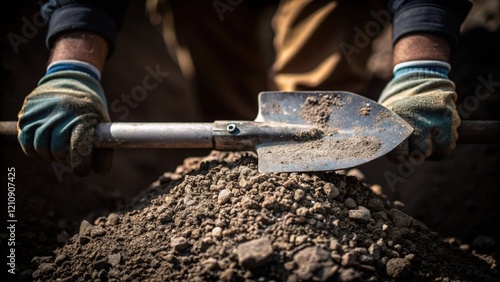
17, 60, 113, 176
379, 60, 461, 163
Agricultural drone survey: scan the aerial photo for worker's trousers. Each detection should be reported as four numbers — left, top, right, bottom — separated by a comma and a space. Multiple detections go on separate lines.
146, 0, 388, 120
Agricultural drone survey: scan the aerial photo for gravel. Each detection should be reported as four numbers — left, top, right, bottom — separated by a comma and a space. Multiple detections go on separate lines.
30, 152, 498, 281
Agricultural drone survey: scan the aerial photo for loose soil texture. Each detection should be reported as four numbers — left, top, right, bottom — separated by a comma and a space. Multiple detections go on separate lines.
31, 152, 498, 281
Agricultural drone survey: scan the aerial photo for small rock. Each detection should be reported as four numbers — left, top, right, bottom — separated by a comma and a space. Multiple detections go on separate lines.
241, 196, 260, 209
367, 198, 384, 211
459, 244, 471, 251
295, 235, 308, 245
344, 198, 357, 209
311, 202, 325, 214
184, 196, 196, 206
171, 236, 190, 252
348, 206, 371, 221
79, 220, 93, 237
239, 177, 250, 189
108, 253, 122, 266
106, 213, 121, 225
218, 189, 233, 205
296, 207, 308, 217
293, 246, 334, 281
294, 189, 305, 201
386, 258, 411, 278
262, 196, 278, 209
237, 237, 274, 268
90, 226, 107, 238
359, 254, 374, 264
329, 239, 341, 251
368, 244, 382, 260
212, 227, 223, 239
341, 252, 358, 266
370, 184, 383, 195
323, 183, 339, 199
389, 209, 427, 229
160, 171, 182, 182
347, 168, 365, 180
201, 237, 215, 250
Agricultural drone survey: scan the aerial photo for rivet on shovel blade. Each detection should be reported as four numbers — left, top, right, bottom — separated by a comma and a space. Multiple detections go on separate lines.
226, 123, 237, 133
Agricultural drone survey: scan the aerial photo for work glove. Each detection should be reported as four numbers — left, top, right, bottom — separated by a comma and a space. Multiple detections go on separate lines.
378, 60, 460, 163
17, 60, 113, 176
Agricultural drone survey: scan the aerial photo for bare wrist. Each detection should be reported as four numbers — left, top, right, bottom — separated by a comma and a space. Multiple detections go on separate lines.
49, 31, 108, 72
393, 33, 451, 66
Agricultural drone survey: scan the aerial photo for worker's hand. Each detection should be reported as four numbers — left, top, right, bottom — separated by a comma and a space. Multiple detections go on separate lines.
378, 60, 460, 164
17, 61, 113, 176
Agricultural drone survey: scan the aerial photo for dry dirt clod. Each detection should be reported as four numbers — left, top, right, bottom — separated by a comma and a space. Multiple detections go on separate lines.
293, 246, 337, 281
90, 226, 107, 238
171, 236, 190, 252
79, 220, 92, 237
237, 237, 274, 269
107, 253, 122, 266
348, 206, 371, 222
344, 197, 357, 209
386, 257, 411, 278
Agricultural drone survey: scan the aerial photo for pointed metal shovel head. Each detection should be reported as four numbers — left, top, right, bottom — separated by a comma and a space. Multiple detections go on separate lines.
254, 91, 413, 172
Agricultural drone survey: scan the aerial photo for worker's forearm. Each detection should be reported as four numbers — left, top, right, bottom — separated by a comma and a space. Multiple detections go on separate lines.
49, 31, 109, 72
393, 33, 451, 66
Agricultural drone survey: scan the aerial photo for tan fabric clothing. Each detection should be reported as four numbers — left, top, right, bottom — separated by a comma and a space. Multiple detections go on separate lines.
146, 0, 386, 120
272, 0, 386, 92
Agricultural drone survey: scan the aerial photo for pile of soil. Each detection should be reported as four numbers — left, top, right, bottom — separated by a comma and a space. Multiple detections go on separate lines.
31, 152, 498, 281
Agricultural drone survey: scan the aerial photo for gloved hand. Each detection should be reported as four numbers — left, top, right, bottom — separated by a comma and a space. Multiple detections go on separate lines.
17, 60, 113, 176
378, 60, 460, 163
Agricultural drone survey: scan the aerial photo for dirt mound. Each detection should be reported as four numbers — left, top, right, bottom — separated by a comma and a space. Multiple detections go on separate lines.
31, 152, 497, 281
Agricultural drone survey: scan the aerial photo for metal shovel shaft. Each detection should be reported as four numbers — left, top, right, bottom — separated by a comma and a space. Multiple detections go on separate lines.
1, 120, 499, 147
95, 121, 314, 150
95, 122, 215, 149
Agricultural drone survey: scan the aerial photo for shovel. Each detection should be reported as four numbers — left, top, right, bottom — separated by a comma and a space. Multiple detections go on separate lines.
1, 91, 498, 172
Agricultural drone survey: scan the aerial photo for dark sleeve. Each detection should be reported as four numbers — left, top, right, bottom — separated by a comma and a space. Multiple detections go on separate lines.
41, 0, 129, 55
388, 0, 472, 50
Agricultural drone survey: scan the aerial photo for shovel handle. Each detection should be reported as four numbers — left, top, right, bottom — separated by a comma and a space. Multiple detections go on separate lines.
1, 120, 499, 146
456, 120, 500, 144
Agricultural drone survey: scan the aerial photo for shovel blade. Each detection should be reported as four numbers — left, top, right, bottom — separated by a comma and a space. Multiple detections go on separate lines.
254, 91, 413, 172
